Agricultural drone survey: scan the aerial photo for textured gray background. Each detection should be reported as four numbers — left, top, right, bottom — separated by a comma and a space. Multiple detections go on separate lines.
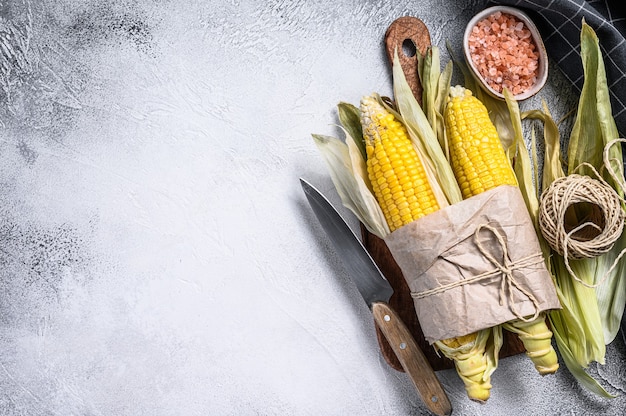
0, 0, 625, 415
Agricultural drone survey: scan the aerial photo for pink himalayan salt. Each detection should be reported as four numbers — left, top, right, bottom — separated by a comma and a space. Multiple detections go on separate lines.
468, 11, 540, 95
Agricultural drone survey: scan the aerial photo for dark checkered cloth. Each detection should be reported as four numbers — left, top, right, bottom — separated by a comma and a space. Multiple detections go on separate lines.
488, 0, 626, 136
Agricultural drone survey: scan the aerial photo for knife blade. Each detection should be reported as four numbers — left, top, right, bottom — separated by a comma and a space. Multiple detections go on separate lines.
300, 178, 452, 416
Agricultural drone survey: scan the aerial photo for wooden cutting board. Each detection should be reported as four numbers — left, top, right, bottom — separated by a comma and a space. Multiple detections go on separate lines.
368, 16, 526, 372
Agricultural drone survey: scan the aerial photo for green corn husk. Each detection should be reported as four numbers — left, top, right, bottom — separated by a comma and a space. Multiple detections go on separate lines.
391, 48, 462, 207
337, 101, 366, 161
311, 130, 389, 239
567, 23, 626, 349
418, 46, 453, 157
557, 21, 626, 384
519, 101, 616, 398
483, 21, 625, 397
517, 100, 614, 397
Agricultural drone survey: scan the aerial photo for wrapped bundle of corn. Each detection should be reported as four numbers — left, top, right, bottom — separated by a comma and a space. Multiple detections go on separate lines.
312, 48, 561, 401
444, 85, 559, 377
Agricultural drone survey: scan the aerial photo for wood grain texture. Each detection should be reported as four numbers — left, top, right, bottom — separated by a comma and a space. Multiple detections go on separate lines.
369, 16, 526, 372
371, 302, 452, 416
384, 16, 431, 101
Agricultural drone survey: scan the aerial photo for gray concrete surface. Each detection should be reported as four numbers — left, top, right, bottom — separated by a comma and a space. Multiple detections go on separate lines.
0, 0, 624, 415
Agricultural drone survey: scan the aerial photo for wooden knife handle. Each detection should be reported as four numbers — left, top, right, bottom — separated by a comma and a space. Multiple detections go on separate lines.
371, 302, 452, 416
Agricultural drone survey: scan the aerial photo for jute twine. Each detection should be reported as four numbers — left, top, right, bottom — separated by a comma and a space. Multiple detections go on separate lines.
538, 138, 626, 288
412, 223, 543, 322
539, 174, 624, 259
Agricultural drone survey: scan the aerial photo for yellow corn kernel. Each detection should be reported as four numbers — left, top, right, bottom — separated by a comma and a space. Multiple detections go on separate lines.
444, 85, 559, 377
444, 86, 517, 199
360, 95, 438, 232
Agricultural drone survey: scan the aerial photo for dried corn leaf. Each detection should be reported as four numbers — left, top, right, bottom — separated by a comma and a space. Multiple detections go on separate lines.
504, 22, 620, 396
566, 22, 626, 344
337, 102, 365, 160
391, 49, 462, 205
312, 133, 390, 238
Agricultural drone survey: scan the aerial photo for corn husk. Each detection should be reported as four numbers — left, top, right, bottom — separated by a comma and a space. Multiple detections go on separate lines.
484, 22, 626, 397
568, 23, 626, 348
311, 131, 389, 238
418, 46, 453, 157
391, 48, 461, 206
517, 101, 614, 397
337, 102, 366, 160
556, 22, 626, 392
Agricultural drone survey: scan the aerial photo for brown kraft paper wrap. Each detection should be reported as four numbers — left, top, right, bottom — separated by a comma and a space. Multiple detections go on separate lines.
383, 185, 561, 344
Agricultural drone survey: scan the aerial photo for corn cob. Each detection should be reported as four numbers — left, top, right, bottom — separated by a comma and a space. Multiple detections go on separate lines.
360, 94, 492, 402
445, 86, 517, 197
360, 96, 439, 231
444, 85, 559, 376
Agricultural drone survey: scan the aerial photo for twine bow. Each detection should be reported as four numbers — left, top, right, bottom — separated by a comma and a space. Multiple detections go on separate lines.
473, 224, 543, 322
412, 223, 543, 322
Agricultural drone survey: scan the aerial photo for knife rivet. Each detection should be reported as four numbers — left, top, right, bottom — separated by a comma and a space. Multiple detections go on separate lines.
399, 342, 406, 350
384, 315, 391, 322
431, 396, 438, 403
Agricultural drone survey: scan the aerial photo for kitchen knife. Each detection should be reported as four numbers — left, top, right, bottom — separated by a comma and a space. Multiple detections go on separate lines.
300, 178, 452, 416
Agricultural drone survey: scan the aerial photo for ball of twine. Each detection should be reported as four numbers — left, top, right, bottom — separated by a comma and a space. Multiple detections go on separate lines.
539, 174, 625, 260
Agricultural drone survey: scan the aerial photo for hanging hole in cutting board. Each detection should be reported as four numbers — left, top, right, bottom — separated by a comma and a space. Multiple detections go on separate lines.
402, 38, 417, 57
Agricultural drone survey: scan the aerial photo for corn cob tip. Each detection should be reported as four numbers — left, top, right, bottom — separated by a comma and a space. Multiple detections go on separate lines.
452, 346, 492, 402
359, 94, 377, 112
504, 318, 560, 376
449, 85, 472, 99
437, 333, 493, 402
359, 95, 387, 145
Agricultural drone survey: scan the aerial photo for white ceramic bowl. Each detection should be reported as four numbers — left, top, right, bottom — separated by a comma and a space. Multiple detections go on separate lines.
463, 6, 548, 101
